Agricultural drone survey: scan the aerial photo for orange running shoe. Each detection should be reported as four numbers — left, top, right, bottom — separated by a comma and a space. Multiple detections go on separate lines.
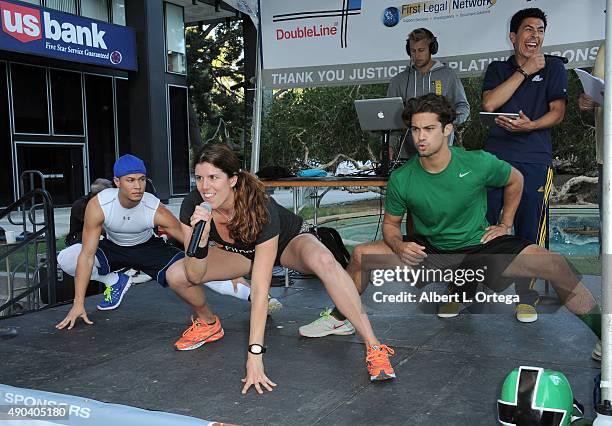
366, 344, 396, 381
175, 315, 224, 351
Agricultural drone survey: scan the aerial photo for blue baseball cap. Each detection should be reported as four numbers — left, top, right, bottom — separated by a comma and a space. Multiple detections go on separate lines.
113, 154, 147, 177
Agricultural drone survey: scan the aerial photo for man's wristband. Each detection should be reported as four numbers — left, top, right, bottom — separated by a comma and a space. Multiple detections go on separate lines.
192, 244, 209, 259
516, 67, 530, 79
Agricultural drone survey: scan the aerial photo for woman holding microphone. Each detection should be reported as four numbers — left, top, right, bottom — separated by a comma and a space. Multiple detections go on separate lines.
166, 144, 395, 394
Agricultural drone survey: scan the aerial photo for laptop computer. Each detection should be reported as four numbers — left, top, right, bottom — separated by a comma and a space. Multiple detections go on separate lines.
354, 97, 406, 132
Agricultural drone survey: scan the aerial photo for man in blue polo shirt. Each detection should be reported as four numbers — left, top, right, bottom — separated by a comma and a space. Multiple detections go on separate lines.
481, 7, 568, 323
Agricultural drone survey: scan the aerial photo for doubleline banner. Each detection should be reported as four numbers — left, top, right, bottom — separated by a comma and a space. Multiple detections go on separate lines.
0, 0, 137, 71
260, 0, 604, 88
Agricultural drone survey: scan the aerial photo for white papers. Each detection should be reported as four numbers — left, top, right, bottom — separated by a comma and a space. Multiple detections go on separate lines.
575, 68, 604, 105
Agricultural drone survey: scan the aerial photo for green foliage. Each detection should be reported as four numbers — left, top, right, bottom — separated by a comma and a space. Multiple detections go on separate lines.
186, 25, 597, 176
455, 75, 489, 150
186, 21, 248, 150
260, 71, 598, 176
552, 71, 597, 175
260, 85, 387, 172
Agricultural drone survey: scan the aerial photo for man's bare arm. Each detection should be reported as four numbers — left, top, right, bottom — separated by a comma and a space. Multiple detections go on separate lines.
74, 198, 104, 305
56, 197, 104, 329
482, 53, 545, 112
154, 204, 186, 246
481, 167, 524, 243
382, 211, 427, 266
531, 99, 566, 129
499, 167, 524, 229
382, 212, 406, 254
482, 73, 526, 112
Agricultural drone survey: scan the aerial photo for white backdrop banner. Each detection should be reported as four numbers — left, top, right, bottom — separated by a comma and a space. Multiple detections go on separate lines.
260, 0, 605, 88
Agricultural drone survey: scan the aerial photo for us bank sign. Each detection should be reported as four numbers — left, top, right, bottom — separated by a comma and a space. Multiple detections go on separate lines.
0, 0, 137, 71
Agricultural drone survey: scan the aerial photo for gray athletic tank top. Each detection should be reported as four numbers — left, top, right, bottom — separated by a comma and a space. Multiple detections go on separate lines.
97, 188, 159, 246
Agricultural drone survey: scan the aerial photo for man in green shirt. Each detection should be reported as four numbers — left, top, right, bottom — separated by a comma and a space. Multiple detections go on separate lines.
299, 94, 601, 360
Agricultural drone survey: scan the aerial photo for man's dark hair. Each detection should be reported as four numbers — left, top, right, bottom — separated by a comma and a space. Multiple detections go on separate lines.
510, 8, 547, 33
402, 94, 457, 127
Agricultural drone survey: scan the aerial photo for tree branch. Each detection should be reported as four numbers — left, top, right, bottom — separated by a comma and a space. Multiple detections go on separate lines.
318, 154, 374, 170
201, 23, 220, 39
550, 175, 598, 204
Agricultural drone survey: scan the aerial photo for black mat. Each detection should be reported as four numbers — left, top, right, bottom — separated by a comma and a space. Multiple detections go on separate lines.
0, 276, 602, 425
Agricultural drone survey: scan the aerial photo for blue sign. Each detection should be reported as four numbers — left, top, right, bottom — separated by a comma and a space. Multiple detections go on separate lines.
0, 0, 137, 71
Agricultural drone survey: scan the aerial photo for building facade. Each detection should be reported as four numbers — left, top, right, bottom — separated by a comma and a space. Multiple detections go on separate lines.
0, 0, 229, 206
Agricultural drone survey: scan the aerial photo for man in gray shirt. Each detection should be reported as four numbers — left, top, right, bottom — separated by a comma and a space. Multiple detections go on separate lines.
387, 28, 469, 157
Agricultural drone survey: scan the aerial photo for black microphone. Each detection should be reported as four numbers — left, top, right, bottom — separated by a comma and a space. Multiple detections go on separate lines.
544, 54, 569, 64
186, 202, 213, 257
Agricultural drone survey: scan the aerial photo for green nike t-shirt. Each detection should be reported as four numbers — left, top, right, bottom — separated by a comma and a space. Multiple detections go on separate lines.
385, 147, 512, 250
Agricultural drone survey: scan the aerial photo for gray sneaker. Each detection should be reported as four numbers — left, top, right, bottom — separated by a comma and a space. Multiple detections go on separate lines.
299, 308, 355, 337
593, 339, 602, 361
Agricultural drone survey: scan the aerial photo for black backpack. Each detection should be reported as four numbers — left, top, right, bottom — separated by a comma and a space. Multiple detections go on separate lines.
315, 227, 351, 268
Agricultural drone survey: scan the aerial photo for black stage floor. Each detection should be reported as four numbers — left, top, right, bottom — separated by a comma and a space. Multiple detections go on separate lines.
0, 276, 602, 425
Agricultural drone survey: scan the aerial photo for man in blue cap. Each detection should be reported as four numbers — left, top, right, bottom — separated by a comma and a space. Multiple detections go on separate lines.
56, 154, 189, 328
56, 155, 281, 329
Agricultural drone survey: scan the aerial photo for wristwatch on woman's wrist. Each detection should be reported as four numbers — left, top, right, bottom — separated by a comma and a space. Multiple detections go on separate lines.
248, 344, 267, 355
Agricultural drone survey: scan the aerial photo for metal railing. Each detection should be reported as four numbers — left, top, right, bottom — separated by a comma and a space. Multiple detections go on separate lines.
0, 189, 57, 316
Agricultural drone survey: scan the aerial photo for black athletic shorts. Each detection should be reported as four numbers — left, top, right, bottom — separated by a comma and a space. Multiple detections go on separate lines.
403, 234, 532, 292
95, 236, 184, 287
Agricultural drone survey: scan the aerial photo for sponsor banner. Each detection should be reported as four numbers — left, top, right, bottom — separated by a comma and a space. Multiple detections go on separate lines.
0, 0, 137, 71
262, 41, 602, 88
0, 384, 217, 425
260, 0, 604, 88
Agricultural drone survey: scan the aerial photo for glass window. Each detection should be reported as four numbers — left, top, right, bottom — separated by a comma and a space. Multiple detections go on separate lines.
20, 0, 41, 4
165, 3, 186, 74
85, 74, 115, 182
111, 0, 125, 25
11, 64, 49, 134
81, 0, 109, 22
168, 86, 189, 194
50, 69, 84, 135
0, 63, 14, 206
115, 77, 130, 155
44, 0, 77, 14
16, 144, 84, 206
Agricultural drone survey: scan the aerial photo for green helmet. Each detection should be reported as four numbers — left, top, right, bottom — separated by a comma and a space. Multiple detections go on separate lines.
498, 366, 574, 426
